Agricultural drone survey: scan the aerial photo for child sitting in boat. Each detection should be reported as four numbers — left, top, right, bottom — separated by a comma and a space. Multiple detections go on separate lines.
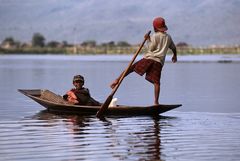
63, 75, 101, 106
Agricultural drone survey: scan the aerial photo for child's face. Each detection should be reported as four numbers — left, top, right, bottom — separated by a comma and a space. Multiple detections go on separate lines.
73, 80, 83, 89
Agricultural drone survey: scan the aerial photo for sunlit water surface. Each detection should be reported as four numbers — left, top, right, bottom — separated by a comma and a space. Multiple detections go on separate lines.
0, 54, 240, 161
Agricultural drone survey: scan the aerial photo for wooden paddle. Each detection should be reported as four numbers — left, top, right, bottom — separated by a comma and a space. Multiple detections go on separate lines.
96, 30, 151, 117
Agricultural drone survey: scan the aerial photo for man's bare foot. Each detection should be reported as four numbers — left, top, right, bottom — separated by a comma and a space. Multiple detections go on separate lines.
110, 79, 119, 89
154, 101, 159, 105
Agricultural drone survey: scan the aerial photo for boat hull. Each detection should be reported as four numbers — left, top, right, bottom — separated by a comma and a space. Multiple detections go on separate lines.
18, 89, 182, 116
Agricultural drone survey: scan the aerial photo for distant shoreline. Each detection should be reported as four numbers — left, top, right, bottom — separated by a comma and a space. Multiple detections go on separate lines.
1, 54, 240, 63
1, 45, 240, 55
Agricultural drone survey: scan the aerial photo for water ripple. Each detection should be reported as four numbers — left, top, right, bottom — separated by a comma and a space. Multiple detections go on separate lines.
0, 111, 240, 161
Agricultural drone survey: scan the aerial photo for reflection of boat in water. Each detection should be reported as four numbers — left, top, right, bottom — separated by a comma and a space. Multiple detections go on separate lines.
18, 89, 181, 116
26, 109, 178, 160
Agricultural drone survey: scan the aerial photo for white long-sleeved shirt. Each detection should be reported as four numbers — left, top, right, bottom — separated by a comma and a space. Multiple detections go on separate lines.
144, 32, 176, 65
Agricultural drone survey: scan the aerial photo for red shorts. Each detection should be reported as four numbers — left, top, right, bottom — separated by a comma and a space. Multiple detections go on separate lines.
131, 58, 163, 84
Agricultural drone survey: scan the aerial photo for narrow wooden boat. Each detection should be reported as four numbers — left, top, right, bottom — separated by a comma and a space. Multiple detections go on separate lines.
18, 89, 181, 116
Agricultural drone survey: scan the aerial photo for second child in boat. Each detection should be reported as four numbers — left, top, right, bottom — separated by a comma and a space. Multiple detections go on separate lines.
111, 17, 178, 105
63, 75, 101, 106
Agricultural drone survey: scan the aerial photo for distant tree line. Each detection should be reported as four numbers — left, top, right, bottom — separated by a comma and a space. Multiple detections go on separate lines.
4, 32, 239, 55
1, 32, 193, 49
0, 32, 132, 49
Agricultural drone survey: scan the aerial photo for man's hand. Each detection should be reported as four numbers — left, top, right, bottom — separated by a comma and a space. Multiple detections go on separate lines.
172, 55, 177, 63
144, 34, 150, 40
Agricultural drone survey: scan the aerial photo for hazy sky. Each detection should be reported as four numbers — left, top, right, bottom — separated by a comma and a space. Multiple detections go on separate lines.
0, 0, 240, 46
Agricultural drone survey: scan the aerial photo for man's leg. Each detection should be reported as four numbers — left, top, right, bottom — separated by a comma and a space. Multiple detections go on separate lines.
110, 59, 147, 89
154, 83, 160, 105
110, 67, 134, 89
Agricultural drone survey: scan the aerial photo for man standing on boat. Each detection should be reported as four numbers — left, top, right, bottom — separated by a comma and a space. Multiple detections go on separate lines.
110, 17, 177, 105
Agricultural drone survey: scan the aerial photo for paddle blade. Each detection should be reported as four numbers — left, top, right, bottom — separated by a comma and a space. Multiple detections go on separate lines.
96, 95, 113, 117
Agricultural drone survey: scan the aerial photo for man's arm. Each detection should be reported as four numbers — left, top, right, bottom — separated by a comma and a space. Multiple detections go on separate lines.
169, 39, 177, 63
171, 45, 177, 63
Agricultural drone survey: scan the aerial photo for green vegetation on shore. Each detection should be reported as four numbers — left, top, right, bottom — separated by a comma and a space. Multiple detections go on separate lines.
1, 33, 240, 55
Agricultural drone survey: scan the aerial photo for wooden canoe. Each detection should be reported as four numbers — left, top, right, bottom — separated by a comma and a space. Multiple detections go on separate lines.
18, 89, 181, 116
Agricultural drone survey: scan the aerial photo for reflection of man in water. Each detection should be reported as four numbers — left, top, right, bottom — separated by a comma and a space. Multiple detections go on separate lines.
63, 75, 101, 106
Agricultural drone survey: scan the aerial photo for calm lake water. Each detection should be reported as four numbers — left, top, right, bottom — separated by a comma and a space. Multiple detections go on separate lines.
0, 54, 240, 161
